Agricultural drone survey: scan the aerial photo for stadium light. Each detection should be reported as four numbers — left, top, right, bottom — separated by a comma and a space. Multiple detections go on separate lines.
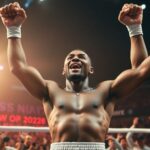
38, 0, 47, 3
24, 0, 33, 9
0, 64, 4, 71
141, 4, 146, 10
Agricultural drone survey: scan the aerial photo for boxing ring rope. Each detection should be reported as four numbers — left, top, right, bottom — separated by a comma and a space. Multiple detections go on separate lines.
0, 126, 150, 133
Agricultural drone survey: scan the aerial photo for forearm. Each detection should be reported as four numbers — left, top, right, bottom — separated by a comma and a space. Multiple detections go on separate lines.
114, 140, 123, 150
130, 35, 148, 68
119, 4, 148, 68
109, 137, 123, 150
126, 125, 135, 148
7, 38, 27, 71
126, 132, 134, 147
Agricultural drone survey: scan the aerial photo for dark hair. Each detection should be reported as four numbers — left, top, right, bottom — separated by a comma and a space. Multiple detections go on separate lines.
32, 142, 36, 147
119, 136, 126, 142
3, 136, 10, 142
138, 118, 144, 124
136, 134, 144, 141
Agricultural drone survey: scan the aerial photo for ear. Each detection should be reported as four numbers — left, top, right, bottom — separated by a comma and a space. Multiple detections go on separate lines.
89, 66, 94, 74
62, 67, 65, 75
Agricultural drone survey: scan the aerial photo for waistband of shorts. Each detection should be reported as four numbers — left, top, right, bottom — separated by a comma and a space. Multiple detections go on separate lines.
50, 142, 105, 150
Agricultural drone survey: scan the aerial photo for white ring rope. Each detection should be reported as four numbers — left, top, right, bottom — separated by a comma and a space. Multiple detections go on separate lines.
0, 126, 150, 133
108, 128, 150, 133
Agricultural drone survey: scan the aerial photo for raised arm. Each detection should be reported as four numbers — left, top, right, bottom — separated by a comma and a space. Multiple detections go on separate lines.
118, 3, 148, 68
0, 2, 49, 100
109, 3, 150, 99
111, 55, 150, 99
126, 117, 139, 148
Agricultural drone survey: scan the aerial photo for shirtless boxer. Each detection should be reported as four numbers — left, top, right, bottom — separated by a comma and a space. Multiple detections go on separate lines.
0, 2, 149, 150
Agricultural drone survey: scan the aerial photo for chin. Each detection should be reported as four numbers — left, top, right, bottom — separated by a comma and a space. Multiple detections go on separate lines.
68, 74, 86, 82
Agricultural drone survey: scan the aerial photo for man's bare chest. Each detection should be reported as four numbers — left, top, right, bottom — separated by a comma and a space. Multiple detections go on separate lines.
53, 91, 105, 113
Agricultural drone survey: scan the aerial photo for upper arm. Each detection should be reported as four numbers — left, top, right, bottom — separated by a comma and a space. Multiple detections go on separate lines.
110, 56, 150, 99
110, 68, 146, 99
12, 64, 49, 100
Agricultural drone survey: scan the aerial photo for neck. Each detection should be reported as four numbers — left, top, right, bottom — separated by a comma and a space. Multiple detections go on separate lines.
65, 77, 90, 93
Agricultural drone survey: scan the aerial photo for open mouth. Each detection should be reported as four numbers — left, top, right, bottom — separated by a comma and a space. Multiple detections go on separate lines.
69, 63, 82, 69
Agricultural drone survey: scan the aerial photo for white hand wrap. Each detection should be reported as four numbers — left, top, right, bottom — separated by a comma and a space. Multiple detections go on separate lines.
7, 26, 21, 38
126, 24, 143, 37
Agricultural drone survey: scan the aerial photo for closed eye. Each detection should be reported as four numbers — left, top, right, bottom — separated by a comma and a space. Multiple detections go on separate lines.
78, 54, 86, 59
67, 53, 86, 60
67, 54, 74, 60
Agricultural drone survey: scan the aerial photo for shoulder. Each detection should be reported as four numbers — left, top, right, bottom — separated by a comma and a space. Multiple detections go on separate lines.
42, 80, 60, 110
97, 80, 114, 90
95, 80, 114, 98
46, 80, 59, 87
45, 80, 63, 95
96, 80, 115, 101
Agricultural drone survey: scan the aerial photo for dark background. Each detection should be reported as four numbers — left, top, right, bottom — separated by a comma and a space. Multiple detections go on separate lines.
0, 0, 150, 127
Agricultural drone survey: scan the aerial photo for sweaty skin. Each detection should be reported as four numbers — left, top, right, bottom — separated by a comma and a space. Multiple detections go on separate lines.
0, 2, 150, 144
42, 50, 115, 142
44, 80, 113, 142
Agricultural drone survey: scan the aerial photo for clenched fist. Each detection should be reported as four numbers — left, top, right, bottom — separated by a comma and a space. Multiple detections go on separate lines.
118, 3, 143, 26
0, 2, 27, 27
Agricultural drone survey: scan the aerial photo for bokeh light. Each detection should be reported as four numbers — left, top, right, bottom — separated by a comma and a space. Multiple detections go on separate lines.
0, 64, 4, 71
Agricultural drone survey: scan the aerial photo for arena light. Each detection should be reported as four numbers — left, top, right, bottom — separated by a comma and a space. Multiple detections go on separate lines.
24, 0, 33, 9
141, 4, 146, 10
38, 0, 47, 3
0, 64, 4, 71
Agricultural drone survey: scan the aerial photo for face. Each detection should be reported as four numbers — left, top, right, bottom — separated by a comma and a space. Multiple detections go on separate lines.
108, 139, 115, 148
120, 139, 127, 148
136, 140, 144, 147
25, 136, 32, 145
63, 50, 93, 81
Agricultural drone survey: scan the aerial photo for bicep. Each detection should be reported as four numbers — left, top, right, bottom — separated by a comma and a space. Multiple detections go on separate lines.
111, 68, 145, 99
13, 65, 48, 100
111, 56, 150, 99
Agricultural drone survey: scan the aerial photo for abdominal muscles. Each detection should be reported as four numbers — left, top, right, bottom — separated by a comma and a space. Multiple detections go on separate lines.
49, 112, 109, 142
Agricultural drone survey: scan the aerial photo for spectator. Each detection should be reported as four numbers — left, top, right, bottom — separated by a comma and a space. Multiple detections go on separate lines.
1, 136, 16, 150
126, 117, 150, 150
119, 136, 130, 150
106, 135, 123, 150
22, 135, 33, 150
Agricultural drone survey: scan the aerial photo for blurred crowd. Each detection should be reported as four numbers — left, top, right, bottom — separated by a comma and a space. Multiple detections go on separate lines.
0, 117, 150, 150
106, 117, 150, 150
0, 132, 51, 150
